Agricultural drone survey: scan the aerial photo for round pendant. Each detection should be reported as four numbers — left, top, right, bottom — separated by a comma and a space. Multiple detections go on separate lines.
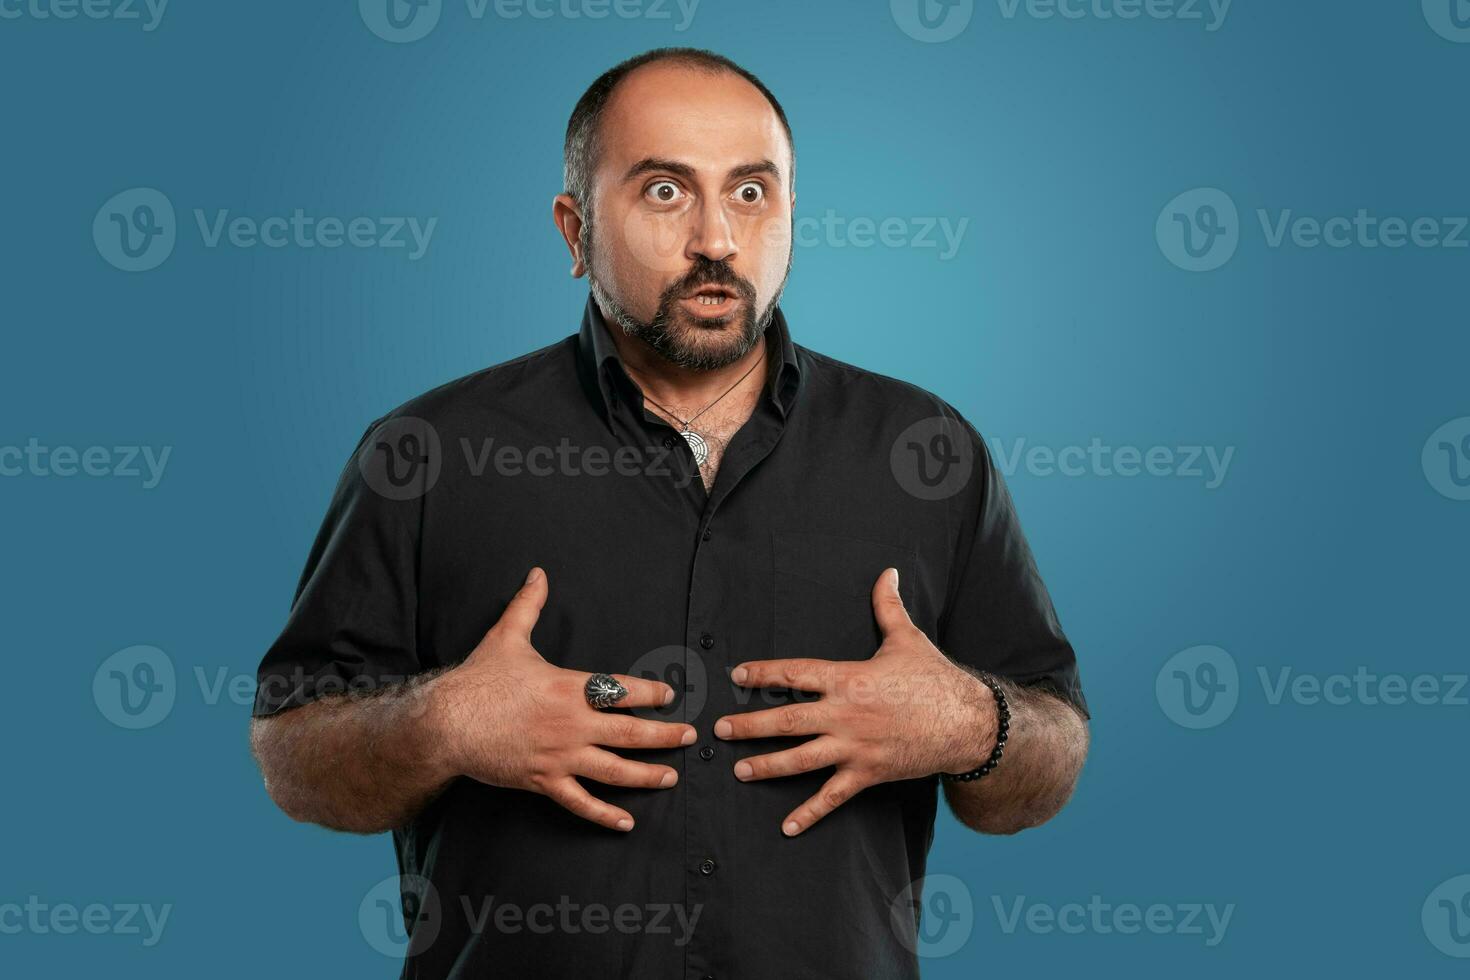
681, 429, 709, 467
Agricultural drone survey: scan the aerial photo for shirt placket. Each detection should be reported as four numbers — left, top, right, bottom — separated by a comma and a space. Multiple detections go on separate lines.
607, 354, 791, 980
681, 414, 786, 980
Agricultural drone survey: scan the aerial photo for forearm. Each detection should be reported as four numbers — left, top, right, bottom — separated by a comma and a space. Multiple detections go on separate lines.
941, 672, 1089, 835
249, 668, 458, 834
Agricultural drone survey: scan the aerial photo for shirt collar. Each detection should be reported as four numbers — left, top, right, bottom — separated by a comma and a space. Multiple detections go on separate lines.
575, 291, 803, 423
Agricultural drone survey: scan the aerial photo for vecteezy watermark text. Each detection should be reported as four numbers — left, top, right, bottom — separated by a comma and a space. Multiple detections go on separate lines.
995, 0, 1230, 30
992, 895, 1234, 946
891, 0, 1230, 44
358, 874, 703, 957
460, 437, 693, 486
1, 439, 171, 488
989, 436, 1234, 489
793, 211, 969, 260
0, 897, 171, 947
358, 0, 699, 43
0, 0, 167, 30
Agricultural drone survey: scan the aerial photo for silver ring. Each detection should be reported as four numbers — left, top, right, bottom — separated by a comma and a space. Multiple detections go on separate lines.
584, 672, 629, 710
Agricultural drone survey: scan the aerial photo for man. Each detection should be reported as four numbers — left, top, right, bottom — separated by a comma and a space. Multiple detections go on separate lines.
251, 47, 1089, 979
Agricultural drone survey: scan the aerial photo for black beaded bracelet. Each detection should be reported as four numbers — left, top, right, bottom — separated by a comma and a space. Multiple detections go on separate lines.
941, 672, 1009, 782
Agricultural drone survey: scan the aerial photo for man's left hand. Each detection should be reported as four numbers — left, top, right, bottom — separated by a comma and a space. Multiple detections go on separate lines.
713, 567, 998, 836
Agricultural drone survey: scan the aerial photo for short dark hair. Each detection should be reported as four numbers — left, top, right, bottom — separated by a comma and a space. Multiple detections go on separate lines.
562, 48, 795, 215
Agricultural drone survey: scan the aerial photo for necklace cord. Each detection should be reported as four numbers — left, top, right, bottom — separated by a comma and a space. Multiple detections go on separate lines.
630, 348, 765, 431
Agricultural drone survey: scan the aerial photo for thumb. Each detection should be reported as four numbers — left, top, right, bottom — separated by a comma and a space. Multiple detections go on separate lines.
871, 567, 913, 639
496, 567, 549, 642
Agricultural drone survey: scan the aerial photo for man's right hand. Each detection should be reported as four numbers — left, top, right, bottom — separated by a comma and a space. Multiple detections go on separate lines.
429, 567, 694, 832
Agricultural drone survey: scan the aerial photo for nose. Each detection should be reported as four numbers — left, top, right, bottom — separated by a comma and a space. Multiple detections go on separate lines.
685, 195, 737, 265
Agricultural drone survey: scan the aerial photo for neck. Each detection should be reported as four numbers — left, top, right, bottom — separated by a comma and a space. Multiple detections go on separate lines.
605, 321, 769, 419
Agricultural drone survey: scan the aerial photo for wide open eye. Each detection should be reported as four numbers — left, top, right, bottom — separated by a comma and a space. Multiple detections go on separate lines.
733, 181, 765, 206
646, 180, 686, 205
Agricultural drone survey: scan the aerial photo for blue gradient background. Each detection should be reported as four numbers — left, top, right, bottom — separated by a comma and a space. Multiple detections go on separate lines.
2, 0, 1467, 976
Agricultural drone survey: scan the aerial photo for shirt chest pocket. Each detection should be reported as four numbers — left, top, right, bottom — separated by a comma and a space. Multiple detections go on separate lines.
771, 530, 917, 664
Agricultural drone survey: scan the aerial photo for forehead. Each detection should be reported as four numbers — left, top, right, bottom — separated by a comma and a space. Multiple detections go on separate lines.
596, 62, 790, 185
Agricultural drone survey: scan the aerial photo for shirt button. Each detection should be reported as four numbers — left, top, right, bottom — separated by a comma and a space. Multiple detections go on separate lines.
699, 633, 715, 650
699, 746, 715, 761
699, 858, 717, 876
702, 528, 712, 541
662, 436, 675, 449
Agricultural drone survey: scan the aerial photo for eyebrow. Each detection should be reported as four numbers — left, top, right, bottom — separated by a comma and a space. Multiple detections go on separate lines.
622, 157, 784, 187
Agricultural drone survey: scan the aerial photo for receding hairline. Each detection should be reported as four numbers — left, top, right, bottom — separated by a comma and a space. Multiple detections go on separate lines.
602, 66, 791, 178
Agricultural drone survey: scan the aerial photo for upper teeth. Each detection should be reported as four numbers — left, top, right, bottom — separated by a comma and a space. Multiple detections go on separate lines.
697, 294, 724, 305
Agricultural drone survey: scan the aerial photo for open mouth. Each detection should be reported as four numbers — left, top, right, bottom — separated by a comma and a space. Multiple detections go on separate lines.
679, 284, 742, 318
686, 285, 738, 306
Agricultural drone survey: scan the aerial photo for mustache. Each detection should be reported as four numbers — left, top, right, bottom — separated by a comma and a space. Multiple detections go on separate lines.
668, 258, 756, 300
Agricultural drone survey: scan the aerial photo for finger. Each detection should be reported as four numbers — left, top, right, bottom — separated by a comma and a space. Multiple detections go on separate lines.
496, 567, 548, 641
733, 735, 841, 782
781, 769, 868, 837
714, 702, 828, 741
575, 670, 676, 709
574, 748, 679, 790
729, 658, 837, 693
592, 713, 697, 750
542, 775, 636, 832
870, 567, 913, 639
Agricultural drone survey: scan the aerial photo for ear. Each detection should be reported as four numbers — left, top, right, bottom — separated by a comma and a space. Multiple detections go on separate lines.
552, 193, 588, 278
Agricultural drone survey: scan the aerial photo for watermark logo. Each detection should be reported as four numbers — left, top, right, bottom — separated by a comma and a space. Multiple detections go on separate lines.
92, 645, 175, 730
1423, 0, 1470, 43
359, 0, 443, 42
891, 874, 975, 958
360, 874, 441, 957
629, 645, 707, 725
1159, 650, 1467, 726
1423, 417, 1470, 501
357, 425, 715, 501
891, 416, 975, 501
891, 0, 975, 43
94, 187, 176, 272
99, 658, 429, 726
1160, 189, 1469, 271
94, 189, 437, 270
1156, 188, 1239, 272
359, 416, 443, 502
1156, 645, 1238, 729
1424, 875, 1470, 957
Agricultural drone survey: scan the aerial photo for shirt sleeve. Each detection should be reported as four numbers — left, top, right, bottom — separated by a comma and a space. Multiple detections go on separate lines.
252, 418, 424, 717
937, 416, 1089, 720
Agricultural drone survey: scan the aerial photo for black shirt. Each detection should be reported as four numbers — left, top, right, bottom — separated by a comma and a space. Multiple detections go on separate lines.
253, 295, 1088, 980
